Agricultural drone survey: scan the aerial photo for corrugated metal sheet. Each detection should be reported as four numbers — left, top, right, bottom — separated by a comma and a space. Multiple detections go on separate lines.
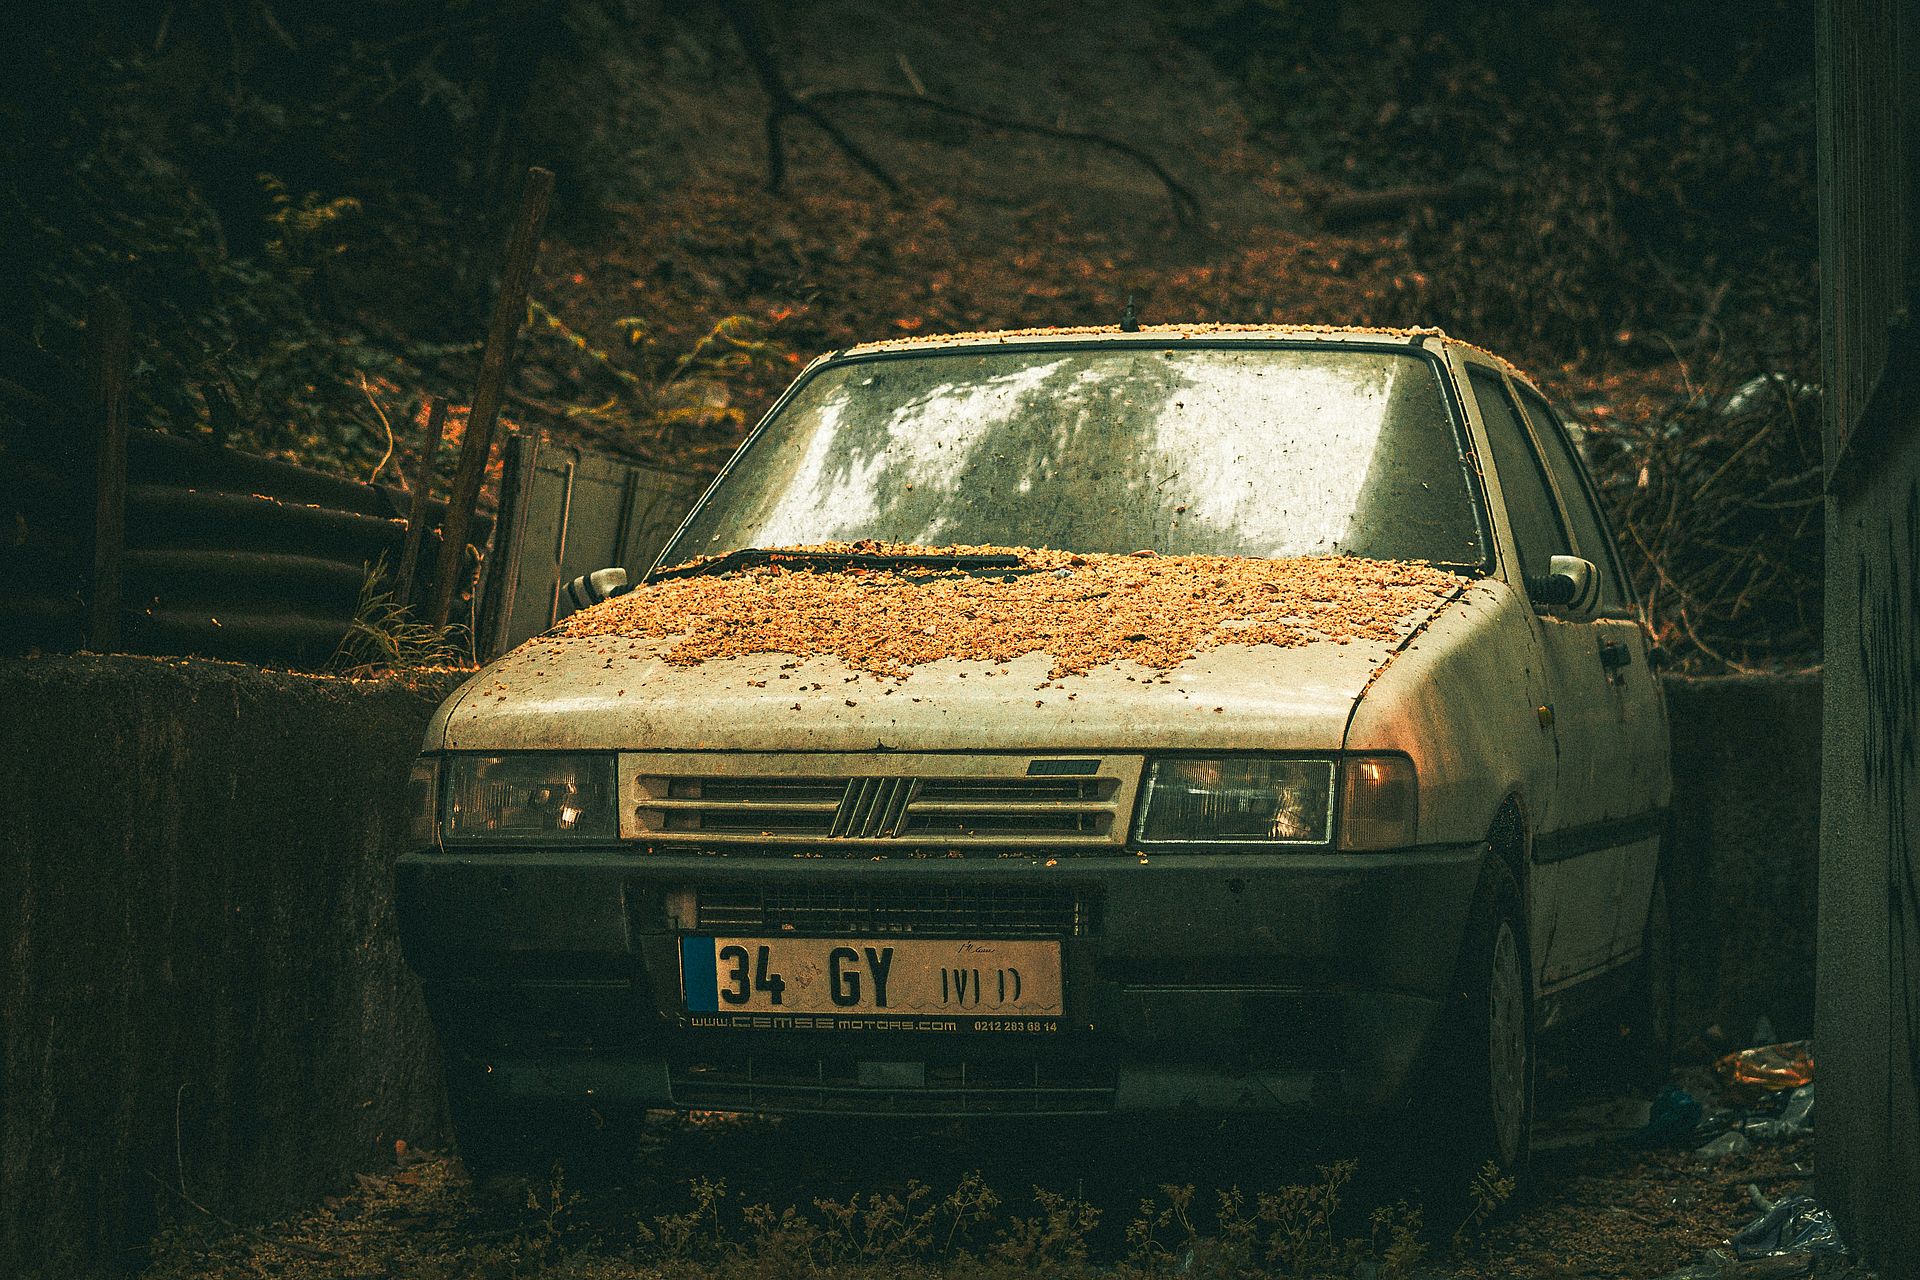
2, 365, 491, 666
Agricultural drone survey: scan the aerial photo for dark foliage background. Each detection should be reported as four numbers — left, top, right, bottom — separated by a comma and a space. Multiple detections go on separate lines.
2, 0, 617, 475
1, 0, 1822, 669
1178, 0, 1822, 667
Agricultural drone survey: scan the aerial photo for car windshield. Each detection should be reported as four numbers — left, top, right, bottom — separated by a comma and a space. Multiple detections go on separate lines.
663, 344, 1487, 568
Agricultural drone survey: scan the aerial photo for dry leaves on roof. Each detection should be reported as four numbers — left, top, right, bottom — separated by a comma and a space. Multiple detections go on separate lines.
843, 321, 1450, 353
559, 544, 1465, 679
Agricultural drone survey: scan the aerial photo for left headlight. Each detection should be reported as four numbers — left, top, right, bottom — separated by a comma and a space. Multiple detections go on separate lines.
440, 753, 618, 845
1133, 757, 1335, 845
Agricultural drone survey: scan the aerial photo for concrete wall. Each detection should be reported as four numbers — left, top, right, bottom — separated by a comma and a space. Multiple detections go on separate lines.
1665, 674, 1823, 1040
1819, 450, 1920, 1276
1816, 1, 1920, 1274
0, 656, 460, 1280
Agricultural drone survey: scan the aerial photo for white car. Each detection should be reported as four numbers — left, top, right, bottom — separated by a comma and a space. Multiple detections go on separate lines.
398, 325, 1674, 1190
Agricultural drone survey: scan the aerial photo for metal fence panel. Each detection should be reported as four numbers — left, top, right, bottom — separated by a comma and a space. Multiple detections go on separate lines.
3, 400, 491, 666
479, 433, 699, 658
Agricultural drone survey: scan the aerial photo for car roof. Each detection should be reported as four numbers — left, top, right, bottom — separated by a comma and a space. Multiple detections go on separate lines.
832, 323, 1532, 385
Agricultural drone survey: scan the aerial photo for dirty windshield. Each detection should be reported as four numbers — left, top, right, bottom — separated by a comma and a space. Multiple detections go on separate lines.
667, 344, 1485, 568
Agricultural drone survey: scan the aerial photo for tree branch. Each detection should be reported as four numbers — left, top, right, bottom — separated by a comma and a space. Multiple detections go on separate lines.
801, 86, 1201, 227
724, 1, 901, 195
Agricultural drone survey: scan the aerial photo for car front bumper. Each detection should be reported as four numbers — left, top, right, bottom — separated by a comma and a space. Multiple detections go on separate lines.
397, 846, 1489, 1117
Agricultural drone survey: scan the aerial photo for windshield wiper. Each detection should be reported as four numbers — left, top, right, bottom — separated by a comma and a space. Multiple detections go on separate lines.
649, 547, 1027, 583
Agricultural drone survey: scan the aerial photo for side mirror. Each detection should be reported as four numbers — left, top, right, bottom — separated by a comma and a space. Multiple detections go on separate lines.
563, 567, 630, 612
1527, 554, 1599, 614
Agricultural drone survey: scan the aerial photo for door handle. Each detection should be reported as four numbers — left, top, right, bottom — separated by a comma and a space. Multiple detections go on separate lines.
1599, 639, 1633, 671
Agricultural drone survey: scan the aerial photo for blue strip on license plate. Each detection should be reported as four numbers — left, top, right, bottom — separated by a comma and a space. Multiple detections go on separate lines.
680, 935, 720, 1011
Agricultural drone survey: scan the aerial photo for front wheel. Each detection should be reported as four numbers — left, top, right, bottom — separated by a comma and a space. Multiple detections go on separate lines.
1416, 859, 1535, 1210
1483, 911, 1533, 1175
446, 1072, 630, 1198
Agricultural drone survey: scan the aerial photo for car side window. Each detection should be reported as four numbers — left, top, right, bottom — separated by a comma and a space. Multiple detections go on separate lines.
1514, 386, 1627, 608
1469, 367, 1569, 588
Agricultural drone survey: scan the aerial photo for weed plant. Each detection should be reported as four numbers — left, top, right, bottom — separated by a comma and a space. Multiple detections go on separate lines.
327, 558, 471, 677
138, 1150, 1515, 1280
607, 1160, 1509, 1280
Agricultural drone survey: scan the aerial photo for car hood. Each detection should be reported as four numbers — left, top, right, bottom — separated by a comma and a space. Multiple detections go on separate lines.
432, 590, 1469, 755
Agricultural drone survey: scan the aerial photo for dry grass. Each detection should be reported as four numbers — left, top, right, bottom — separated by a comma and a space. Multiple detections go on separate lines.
327, 560, 472, 677
135, 1118, 1840, 1280
139, 1155, 1503, 1280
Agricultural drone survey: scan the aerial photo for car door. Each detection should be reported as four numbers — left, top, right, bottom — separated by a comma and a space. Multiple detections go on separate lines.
1455, 355, 1636, 990
1512, 382, 1671, 964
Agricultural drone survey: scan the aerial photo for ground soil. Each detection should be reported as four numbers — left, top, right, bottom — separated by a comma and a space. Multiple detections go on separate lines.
138, 1040, 1858, 1280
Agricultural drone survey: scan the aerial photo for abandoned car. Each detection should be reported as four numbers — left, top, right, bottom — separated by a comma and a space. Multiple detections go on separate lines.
397, 325, 1674, 1186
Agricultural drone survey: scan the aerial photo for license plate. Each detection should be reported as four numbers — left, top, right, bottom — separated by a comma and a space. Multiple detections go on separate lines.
679, 936, 1063, 1033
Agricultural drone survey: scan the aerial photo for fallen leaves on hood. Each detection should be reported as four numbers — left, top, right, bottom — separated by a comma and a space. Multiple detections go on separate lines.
558, 544, 1466, 679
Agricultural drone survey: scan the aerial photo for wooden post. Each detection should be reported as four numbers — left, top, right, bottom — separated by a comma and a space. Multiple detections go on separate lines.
85, 290, 131, 652
395, 396, 447, 610
428, 165, 554, 629
473, 431, 539, 663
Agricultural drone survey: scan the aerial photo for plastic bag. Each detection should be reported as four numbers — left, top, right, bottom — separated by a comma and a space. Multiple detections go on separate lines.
1626, 1085, 1705, 1148
1715, 1040, 1814, 1100
1728, 1194, 1844, 1259
1694, 1129, 1752, 1163
1747, 1085, 1814, 1142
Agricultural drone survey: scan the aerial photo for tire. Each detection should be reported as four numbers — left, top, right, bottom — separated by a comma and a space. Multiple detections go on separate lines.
1620, 869, 1677, 1090
446, 1072, 628, 1197
446, 1074, 551, 1192
1417, 858, 1535, 1208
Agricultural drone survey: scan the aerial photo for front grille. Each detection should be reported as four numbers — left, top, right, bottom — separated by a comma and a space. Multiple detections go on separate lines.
670, 1053, 1114, 1115
694, 882, 1100, 937
654, 776, 1114, 838
623, 752, 1143, 850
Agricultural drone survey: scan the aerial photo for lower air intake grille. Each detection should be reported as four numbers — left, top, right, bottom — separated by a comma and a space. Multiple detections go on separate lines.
694, 882, 1100, 938
670, 1054, 1115, 1116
